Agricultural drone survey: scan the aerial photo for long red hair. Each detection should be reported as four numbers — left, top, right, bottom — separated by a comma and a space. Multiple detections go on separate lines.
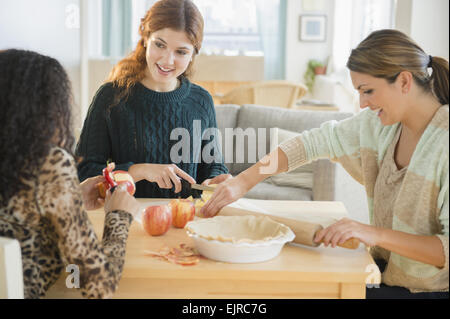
107, 0, 204, 100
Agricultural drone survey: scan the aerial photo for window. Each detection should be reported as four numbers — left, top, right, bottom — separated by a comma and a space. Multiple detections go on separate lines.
193, 0, 262, 56
192, 0, 286, 79
97, 0, 286, 79
131, 0, 273, 56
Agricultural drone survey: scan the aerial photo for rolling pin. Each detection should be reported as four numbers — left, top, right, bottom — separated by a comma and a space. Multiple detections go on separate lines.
218, 206, 360, 249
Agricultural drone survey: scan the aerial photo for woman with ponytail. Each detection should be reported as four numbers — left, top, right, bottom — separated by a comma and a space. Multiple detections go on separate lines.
76, 0, 230, 199
200, 29, 449, 298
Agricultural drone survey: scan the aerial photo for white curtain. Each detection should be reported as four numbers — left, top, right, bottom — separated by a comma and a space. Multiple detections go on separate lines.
328, 0, 396, 105
256, 0, 287, 80
102, 0, 287, 79
102, 0, 133, 58
332, 0, 395, 71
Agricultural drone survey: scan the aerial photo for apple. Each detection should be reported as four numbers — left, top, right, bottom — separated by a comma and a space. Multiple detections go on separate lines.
113, 170, 136, 195
169, 199, 195, 228
142, 205, 172, 236
96, 170, 136, 198
185, 185, 217, 218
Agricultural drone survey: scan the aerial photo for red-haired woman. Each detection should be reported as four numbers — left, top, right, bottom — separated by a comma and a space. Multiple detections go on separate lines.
76, 0, 231, 198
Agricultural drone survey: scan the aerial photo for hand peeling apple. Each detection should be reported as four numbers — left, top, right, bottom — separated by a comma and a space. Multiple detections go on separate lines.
96, 163, 136, 198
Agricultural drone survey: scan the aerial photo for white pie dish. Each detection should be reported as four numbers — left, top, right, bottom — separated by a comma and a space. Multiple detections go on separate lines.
185, 215, 295, 263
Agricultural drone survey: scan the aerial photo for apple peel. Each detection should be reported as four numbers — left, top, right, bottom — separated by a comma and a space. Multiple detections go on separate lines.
144, 244, 201, 266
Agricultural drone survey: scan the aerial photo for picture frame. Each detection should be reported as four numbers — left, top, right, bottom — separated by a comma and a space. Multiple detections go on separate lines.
299, 15, 327, 42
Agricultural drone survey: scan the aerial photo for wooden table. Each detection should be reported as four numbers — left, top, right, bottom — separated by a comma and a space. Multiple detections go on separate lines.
46, 199, 379, 299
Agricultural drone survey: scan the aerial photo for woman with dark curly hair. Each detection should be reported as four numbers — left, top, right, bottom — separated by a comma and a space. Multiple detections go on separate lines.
0, 49, 141, 299
75, 0, 231, 198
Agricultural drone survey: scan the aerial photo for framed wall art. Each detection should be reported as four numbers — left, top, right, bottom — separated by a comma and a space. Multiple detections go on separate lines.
299, 15, 327, 42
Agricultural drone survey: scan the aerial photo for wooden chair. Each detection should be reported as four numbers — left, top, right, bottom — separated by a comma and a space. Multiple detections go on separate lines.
0, 237, 24, 299
217, 80, 308, 108
193, 81, 255, 105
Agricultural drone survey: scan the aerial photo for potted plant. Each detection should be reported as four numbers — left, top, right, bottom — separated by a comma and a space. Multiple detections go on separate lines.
303, 59, 327, 92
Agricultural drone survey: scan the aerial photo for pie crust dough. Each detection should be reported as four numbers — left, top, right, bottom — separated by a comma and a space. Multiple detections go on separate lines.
185, 215, 293, 244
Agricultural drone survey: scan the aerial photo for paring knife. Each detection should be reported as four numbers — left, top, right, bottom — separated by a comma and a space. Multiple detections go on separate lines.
180, 179, 215, 197
190, 183, 216, 192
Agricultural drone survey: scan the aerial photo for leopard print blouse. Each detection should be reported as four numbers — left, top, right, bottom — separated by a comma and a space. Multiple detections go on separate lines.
0, 147, 133, 299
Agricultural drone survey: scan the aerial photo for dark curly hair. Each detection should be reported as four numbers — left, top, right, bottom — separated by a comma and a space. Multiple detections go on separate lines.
0, 49, 75, 205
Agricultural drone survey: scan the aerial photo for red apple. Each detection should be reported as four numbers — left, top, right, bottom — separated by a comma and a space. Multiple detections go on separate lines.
113, 170, 136, 195
142, 205, 172, 236
169, 199, 195, 228
96, 170, 136, 198
97, 181, 109, 198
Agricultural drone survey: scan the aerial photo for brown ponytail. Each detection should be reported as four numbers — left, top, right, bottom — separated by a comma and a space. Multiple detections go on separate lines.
429, 56, 449, 105
347, 29, 449, 106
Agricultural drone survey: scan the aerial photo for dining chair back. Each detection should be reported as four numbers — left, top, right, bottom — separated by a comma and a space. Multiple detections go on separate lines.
0, 237, 24, 299
218, 81, 308, 108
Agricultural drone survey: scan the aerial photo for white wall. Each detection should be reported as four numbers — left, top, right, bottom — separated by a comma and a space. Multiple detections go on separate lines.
285, 0, 335, 86
396, 0, 449, 60
395, 0, 413, 36
286, 0, 449, 88
410, 0, 449, 60
0, 0, 82, 128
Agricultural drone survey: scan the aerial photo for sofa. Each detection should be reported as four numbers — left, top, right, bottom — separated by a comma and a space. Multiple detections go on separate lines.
214, 104, 369, 223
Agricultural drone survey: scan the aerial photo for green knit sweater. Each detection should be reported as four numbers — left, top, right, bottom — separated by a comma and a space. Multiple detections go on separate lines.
280, 105, 449, 292
75, 77, 228, 199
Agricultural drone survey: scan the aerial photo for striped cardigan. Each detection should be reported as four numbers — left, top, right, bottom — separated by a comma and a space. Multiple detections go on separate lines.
279, 105, 449, 292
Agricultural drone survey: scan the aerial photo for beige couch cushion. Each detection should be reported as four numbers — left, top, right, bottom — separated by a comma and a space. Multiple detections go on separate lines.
214, 104, 240, 173
265, 128, 314, 189
230, 105, 352, 175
